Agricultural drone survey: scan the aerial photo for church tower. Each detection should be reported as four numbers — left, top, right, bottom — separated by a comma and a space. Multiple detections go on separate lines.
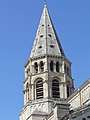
20, 1, 74, 120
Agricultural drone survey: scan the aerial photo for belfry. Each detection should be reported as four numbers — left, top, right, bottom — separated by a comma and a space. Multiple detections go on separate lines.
19, 1, 90, 120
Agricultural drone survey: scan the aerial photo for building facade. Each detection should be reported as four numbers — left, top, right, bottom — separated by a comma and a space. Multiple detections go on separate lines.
19, 2, 90, 120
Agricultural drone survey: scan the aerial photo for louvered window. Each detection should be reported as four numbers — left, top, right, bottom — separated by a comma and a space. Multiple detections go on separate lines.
52, 80, 60, 98
36, 80, 43, 99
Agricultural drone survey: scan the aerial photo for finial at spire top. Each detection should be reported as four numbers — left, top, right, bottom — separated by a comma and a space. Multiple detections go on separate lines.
44, 0, 46, 6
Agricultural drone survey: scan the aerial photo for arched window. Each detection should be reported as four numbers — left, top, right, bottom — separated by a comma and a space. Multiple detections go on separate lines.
40, 61, 44, 72
34, 62, 38, 73
36, 80, 43, 99
26, 83, 29, 102
56, 61, 59, 72
50, 61, 54, 72
52, 79, 60, 98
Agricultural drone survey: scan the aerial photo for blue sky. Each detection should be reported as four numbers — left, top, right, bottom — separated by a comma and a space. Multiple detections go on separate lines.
0, 0, 90, 120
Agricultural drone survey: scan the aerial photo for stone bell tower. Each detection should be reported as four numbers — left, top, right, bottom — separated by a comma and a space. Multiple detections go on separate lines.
19, 1, 74, 120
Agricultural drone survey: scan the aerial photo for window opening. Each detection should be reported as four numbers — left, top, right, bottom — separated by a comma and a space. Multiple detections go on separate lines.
50, 45, 55, 48
52, 80, 60, 98
40, 61, 44, 72
87, 116, 90, 118
38, 46, 42, 49
56, 61, 59, 72
26, 67, 30, 76
36, 80, 43, 99
67, 84, 70, 97
40, 35, 43, 38
82, 118, 86, 120
64, 64, 67, 73
34, 62, 38, 73
50, 61, 54, 72
67, 68, 69, 76
48, 34, 52, 37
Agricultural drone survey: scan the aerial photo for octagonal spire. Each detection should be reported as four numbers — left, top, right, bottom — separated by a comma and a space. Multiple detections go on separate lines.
30, 3, 65, 58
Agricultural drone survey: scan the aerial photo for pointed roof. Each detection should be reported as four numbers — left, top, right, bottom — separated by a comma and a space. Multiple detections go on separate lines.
30, 2, 65, 58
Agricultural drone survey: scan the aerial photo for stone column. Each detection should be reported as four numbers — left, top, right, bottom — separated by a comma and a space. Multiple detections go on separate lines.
32, 84, 34, 100
54, 62, 56, 72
